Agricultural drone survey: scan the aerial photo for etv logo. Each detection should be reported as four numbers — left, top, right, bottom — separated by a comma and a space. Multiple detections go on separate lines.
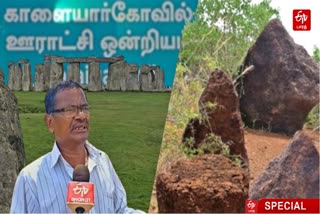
245, 199, 258, 213
293, 10, 311, 31
73, 183, 89, 197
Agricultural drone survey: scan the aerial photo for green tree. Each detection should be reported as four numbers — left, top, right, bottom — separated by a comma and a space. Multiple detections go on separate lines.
158, 0, 280, 174
169, 0, 279, 128
179, 0, 279, 78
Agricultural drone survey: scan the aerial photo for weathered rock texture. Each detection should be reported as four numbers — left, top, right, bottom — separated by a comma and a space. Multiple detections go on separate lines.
6, 55, 165, 91
183, 69, 248, 166
88, 61, 102, 91
155, 67, 164, 90
49, 60, 63, 88
13, 64, 22, 91
8, 62, 15, 90
68, 62, 80, 84
237, 19, 320, 136
156, 155, 249, 213
140, 64, 164, 91
107, 61, 128, 91
250, 131, 319, 199
0, 68, 4, 84
21, 60, 32, 91
107, 61, 140, 91
0, 68, 25, 212
126, 64, 140, 91
44, 55, 51, 90
34, 64, 46, 91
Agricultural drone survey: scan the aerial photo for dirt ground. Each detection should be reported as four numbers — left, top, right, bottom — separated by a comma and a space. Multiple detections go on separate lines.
149, 128, 319, 213
245, 128, 319, 187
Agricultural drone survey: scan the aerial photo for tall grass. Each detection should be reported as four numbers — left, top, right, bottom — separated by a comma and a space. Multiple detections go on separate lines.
15, 91, 170, 211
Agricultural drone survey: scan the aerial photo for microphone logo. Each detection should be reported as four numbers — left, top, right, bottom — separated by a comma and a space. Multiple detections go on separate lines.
73, 183, 89, 197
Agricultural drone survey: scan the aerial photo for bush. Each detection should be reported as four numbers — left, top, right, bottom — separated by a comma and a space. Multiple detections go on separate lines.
181, 133, 242, 167
305, 105, 320, 130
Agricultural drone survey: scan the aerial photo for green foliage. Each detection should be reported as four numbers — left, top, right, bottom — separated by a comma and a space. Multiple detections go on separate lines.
181, 134, 242, 167
168, 63, 204, 129
179, 0, 279, 77
312, 46, 320, 63
159, 0, 279, 170
169, 0, 279, 129
305, 104, 320, 130
15, 91, 170, 211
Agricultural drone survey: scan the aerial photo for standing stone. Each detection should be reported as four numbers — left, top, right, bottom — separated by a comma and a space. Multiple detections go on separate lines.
156, 155, 249, 213
236, 19, 320, 136
107, 61, 126, 91
140, 64, 155, 91
126, 64, 140, 91
88, 61, 102, 91
8, 62, 15, 90
155, 67, 164, 90
107, 62, 120, 91
0, 68, 25, 212
183, 69, 248, 167
44, 55, 51, 90
13, 64, 22, 91
119, 62, 127, 91
50, 61, 63, 88
21, 60, 32, 91
68, 62, 80, 84
34, 64, 46, 91
250, 131, 319, 199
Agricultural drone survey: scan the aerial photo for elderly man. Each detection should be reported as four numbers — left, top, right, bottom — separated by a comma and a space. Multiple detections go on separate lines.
11, 81, 142, 213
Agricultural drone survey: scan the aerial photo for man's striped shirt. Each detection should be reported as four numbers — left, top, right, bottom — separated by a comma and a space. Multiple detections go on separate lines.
10, 141, 142, 213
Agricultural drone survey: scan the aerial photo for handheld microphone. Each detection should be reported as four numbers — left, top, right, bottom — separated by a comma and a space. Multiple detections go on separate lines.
66, 164, 95, 213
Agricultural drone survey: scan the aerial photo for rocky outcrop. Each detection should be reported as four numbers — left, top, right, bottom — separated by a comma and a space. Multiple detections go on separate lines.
250, 131, 319, 199
237, 19, 319, 136
0, 68, 25, 212
156, 155, 249, 213
183, 69, 248, 166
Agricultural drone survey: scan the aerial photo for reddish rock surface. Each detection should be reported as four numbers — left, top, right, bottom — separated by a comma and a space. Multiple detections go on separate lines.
249, 131, 319, 199
237, 19, 319, 136
156, 155, 249, 213
183, 69, 248, 166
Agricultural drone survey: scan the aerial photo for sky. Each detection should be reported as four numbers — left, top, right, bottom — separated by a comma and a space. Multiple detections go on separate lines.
252, 0, 320, 55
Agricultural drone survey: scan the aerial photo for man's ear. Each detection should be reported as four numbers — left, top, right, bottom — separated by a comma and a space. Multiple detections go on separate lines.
45, 114, 54, 134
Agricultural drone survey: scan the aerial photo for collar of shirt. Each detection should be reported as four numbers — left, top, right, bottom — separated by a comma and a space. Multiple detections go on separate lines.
49, 140, 101, 179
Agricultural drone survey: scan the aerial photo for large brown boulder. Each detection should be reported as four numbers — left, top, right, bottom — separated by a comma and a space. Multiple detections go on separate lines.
237, 19, 319, 136
156, 155, 249, 213
250, 131, 319, 199
183, 69, 248, 166
0, 68, 25, 212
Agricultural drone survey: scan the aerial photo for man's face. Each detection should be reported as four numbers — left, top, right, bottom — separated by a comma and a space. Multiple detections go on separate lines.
45, 88, 90, 146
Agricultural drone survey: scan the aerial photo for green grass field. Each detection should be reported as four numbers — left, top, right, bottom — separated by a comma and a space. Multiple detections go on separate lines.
15, 91, 171, 211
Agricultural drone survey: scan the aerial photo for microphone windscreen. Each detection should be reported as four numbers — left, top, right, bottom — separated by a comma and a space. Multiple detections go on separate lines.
73, 164, 90, 182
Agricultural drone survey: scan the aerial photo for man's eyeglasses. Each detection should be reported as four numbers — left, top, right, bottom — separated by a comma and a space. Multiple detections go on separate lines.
51, 105, 90, 118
